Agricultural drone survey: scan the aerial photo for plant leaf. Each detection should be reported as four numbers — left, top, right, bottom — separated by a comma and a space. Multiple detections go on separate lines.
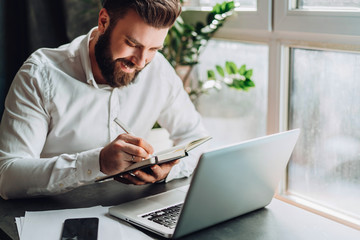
225, 1, 235, 11
245, 69, 253, 79
232, 79, 245, 89
244, 79, 255, 87
213, 3, 221, 14
239, 64, 246, 75
215, 65, 225, 77
225, 61, 237, 74
207, 70, 216, 80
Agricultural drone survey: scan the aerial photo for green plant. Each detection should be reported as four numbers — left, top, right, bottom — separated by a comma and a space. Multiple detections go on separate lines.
208, 62, 255, 91
188, 61, 255, 102
161, 1, 237, 84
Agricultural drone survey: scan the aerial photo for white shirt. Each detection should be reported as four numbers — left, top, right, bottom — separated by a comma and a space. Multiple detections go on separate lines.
0, 28, 208, 199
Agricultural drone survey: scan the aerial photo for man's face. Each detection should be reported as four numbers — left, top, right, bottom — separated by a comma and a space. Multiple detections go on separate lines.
95, 9, 169, 88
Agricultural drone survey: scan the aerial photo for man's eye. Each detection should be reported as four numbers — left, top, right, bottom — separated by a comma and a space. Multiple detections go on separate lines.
126, 40, 136, 47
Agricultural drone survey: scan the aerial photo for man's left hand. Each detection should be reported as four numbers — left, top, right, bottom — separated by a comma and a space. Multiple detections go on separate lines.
114, 159, 180, 185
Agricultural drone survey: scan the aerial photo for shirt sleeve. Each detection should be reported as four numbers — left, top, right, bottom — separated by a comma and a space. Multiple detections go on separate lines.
0, 62, 105, 199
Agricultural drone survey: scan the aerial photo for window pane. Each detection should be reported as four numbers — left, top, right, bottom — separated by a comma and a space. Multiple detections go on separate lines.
288, 48, 360, 219
296, 0, 360, 10
195, 40, 268, 148
183, 0, 257, 10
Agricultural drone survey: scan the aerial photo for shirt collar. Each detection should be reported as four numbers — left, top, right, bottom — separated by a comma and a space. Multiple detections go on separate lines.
79, 27, 101, 88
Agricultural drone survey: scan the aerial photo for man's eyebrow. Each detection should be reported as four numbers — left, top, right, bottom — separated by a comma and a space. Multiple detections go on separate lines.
126, 35, 163, 50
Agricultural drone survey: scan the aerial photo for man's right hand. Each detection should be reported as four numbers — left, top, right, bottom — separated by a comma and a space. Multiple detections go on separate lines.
99, 134, 154, 175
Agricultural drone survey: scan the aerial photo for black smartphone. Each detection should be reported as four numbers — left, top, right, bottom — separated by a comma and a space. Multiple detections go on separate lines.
61, 217, 99, 240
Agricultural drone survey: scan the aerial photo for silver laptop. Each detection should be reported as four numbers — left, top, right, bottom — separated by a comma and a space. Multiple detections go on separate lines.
109, 129, 300, 238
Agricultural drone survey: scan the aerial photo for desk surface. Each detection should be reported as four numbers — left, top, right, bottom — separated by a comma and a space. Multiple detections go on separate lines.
0, 178, 359, 240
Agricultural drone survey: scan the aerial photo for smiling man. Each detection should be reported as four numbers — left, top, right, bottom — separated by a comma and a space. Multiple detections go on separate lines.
0, 0, 208, 199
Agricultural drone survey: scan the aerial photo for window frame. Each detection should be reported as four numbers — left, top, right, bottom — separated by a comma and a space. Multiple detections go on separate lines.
276, 43, 360, 230
274, 0, 360, 37
185, 0, 360, 230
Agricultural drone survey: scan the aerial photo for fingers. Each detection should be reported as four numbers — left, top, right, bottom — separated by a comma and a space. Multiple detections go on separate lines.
151, 159, 180, 179
123, 154, 143, 163
114, 174, 146, 185
166, 159, 180, 166
114, 168, 157, 185
113, 141, 149, 161
149, 165, 162, 180
131, 155, 143, 163
99, 134, 154, 175
114, 175, 132, 184
115, 159, 180, 185
117, 134, 154, 156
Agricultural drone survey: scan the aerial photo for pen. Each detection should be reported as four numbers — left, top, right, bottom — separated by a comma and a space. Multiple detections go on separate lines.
114, 118, 134, 135
114, 117, 154, 158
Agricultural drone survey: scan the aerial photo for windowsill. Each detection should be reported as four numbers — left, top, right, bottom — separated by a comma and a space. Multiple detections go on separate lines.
275, 194, 360, 231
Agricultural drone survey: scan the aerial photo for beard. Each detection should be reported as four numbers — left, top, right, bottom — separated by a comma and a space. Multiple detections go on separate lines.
94, 26, 142, 88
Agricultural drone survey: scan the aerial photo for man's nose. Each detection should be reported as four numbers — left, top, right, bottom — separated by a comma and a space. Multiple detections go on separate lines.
131, 49, 147, 69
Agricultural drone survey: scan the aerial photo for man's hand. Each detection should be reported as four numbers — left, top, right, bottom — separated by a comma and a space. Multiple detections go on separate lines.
114, 159, 180, 185
99, 134, 154, 175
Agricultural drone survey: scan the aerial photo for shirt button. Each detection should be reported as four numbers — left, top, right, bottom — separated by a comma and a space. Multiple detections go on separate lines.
87, 169, 92, 175
59, 183, 64, 188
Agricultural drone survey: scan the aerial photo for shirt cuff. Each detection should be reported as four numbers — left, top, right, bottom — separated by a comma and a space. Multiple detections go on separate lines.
76, 147, 106, 182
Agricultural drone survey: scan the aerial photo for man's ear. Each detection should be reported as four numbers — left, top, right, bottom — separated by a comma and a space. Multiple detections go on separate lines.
98, 8, 110, 33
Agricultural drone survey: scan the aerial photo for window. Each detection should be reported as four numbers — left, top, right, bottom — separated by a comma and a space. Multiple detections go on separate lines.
186, 0, 360, 229
275, 0, 360, 228
275, 0, 360, 36
288, 48, 360, 220
296, 0, 360, 10
196, 40, 268, 148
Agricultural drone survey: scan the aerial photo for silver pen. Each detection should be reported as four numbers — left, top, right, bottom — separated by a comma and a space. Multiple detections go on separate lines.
113, 118, 153, 163
114, 118, 154, 160
114, 118, 134, 135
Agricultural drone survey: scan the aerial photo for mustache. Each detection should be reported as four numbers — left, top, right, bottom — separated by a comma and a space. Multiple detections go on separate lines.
115, 58, 142, 71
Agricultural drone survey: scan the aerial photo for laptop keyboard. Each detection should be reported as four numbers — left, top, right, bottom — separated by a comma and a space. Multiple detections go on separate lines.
141, 203, 183, 229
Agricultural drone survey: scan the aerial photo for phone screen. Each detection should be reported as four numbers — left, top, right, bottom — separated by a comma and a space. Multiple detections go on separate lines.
61, 217, 99, 240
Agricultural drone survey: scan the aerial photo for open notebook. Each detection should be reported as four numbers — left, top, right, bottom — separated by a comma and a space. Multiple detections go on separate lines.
96, 136, 212, 182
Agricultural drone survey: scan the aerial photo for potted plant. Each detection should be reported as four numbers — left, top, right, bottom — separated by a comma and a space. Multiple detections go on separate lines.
160, 0, 255, 104
161, 0, 237, 86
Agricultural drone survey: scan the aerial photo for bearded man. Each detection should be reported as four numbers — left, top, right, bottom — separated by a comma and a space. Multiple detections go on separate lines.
0, 0, 208, 199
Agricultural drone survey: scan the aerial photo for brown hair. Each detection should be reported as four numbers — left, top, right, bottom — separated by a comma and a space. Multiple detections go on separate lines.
102, 0, 181, 29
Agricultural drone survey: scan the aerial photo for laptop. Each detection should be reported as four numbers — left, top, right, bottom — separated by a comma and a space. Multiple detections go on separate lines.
109, 129, 300, 238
